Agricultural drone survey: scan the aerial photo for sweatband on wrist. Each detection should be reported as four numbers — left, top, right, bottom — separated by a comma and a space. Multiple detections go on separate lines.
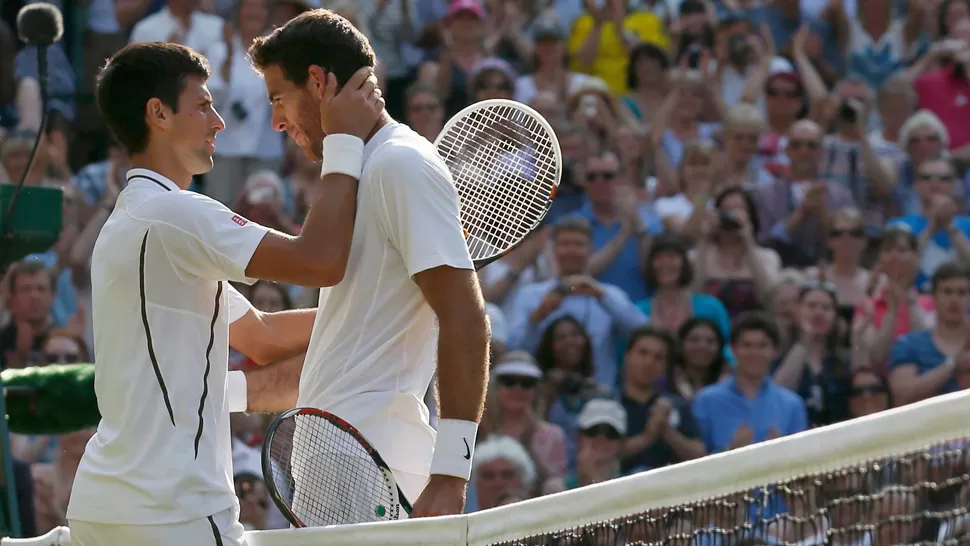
227, 370, 248, 413
320, 134, 365, 179
430, 419, 479, 481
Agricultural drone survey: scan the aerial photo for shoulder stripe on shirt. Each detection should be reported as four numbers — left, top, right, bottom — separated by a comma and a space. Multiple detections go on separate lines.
207, 515, 224, 546
127, 174, 171, 192
139, 230, 175, 426
194, 281, 223, 459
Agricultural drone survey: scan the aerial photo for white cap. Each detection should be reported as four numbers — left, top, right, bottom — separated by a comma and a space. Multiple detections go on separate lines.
492, 355, 542, 379
577, 398, 627, 436
486, 303, 508, 345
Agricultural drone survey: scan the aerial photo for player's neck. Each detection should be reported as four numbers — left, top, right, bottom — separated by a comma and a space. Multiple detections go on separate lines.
364, 111, 392, 143
129, 152, 194, 190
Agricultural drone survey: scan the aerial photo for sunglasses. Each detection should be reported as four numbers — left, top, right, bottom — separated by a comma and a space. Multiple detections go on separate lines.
766, 88, 800, 99
788, 139, 820, 150
46, 352, 80, 364
917, 173, 953, 182
581, 425, 621, 440
586, 171, 616, 182
828, 228, 865, 239
498, 375, 539, 389
849, 385, 887, 397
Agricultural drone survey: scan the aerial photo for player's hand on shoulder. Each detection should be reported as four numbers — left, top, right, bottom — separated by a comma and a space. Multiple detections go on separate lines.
410, 474, 467, 518
312, 66, 385, 140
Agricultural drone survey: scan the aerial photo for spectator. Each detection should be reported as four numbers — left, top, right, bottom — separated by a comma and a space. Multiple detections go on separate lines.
467, 57, 517, 103
914, 31, 970, 155
894, 110, 955, 215
41, 329, 87, 365
0, 261, 55, 369
637, 232, 731, 336
507, 216, 647, 388
847, 367, 893, 418
515, 18, 595, 105
403, 82, 444, 143
655, 141, 717, 240
889, 261, 970, 405
763, 270, 804, 353
469, 434, 537, 512
234, 472, 270, 531
130, 0, 227, 63
692, 312, 808, 453
669, 317, 730, 402
619, 326, 705, 475
432, 0, 488, 117
620, 42, 670, 127
568, 398, 626, 488
718, 103, 775, 190
31, 429, 94, 534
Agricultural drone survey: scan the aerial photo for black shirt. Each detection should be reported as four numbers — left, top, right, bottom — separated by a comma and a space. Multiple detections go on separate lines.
620, 392, 699, 475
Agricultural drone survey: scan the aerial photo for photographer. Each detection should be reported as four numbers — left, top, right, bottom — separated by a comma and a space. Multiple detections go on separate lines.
914, 20, 970, 167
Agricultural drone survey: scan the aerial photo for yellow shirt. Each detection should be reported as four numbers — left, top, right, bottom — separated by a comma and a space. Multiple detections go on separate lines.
567, 12, 670, 95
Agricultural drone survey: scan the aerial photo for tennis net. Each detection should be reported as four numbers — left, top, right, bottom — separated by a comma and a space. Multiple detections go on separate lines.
5, 389, 970, 545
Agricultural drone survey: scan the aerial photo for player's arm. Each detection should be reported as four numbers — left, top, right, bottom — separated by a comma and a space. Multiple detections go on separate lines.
226, 284, 315, 365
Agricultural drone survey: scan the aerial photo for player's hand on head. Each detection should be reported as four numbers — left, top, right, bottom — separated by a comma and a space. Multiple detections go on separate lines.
410, 474, 467, 518
312, 66, 385, 140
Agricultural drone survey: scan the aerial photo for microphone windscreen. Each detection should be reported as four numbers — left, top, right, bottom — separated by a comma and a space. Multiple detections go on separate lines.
2, 363, 99, 435
16, 3, 64, 47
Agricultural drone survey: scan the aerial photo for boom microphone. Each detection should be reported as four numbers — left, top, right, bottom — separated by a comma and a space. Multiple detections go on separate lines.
16, 2, 64, 47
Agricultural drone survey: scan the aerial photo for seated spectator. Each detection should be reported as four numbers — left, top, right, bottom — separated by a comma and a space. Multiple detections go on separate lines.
619, 326, 705, 475
772, 282, 851, 428
568, 398, 626, 488
889, 261, 970, 405
234, 472, 270, 531
468, 434, 537, 512
0, 260, 56, 369
717, 103, 775, 191
403, 82, 444, 143
764, 270, 805, 353
515, 18, 595, 106
467, 57, 517, 103
620, 42, 669, 128
41, 328, 88, 365
481, 353, 568, 492
655, 141, 716, 240
693, 312, 808, 453
847, 367, 893, 418
637, 232, 731, 337
668, 317, 730, 402
431, 0, 488, 118
853, 226, 934, 374
693, 187, 781, 319
534, 316, 603, 474
231, 170, 297, 235
893, 110, 954, 215
887, 157, 970, 292
507, 217, 648, 388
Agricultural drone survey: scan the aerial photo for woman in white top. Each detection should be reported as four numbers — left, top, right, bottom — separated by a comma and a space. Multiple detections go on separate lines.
514, 18, 595, 106
655, 140, 716, 241
205, 0, 284, 205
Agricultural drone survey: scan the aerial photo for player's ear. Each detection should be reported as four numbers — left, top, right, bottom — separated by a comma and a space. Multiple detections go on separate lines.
307, 65, 327, 101
145, 97, 170, 130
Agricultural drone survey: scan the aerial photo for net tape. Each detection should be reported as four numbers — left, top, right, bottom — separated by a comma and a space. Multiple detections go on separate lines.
6, 390, 969, 546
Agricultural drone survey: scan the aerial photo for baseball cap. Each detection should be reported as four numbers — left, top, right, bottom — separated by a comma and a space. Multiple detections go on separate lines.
448, 0, 486, 19
492, 353, 542, 379
576, 398, 627, 435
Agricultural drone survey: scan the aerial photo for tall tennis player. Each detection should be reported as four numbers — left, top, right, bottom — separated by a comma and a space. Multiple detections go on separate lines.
66, 42, 384, 544
246, 9, 491, 517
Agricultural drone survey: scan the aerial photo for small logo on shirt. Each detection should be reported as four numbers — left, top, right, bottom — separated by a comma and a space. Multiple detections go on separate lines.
231, 215, 248, 226
463, 438, 471, 460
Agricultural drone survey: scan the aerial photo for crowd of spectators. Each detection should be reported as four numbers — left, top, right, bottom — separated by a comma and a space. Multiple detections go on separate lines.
1, 0, 970, 539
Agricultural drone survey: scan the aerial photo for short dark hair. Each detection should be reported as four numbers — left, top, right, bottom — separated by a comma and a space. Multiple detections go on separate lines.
931, 261, 970, 293
729, 312, 780, 347
97, 42, 211, 154
644, 232, 693, 289
249, 9, 376, 88
626, 42, 669, 90
7, 260, 52, 293
625, 325, 678, 365
714, 186, 761, 236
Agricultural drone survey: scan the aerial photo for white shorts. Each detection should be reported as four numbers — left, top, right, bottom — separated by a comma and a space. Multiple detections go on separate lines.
68, 506, 246, 546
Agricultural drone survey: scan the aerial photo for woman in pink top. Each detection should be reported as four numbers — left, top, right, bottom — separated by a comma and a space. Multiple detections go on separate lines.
853, 226, 935, 376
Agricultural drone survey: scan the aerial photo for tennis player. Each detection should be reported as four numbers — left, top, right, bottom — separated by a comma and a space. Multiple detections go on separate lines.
66, 42, 384, 544
245, 9, 491, 518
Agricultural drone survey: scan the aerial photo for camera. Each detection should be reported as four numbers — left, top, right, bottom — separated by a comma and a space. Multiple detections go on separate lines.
719, 211, 741, 231
561, 373, 586, 396
554, 282, 572, 296
838, 100, 857, 124
686, 44, 704, 69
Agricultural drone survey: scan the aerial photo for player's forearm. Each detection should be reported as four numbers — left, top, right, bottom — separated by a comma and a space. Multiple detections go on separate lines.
242, 351, 306, 412
291, 174, 359, 285
248, 308, 316, 365
435, 314, 490, 423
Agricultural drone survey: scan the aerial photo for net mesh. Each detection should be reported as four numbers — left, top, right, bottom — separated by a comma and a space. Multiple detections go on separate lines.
435, 101, 560, 262
4, 391, 969, 546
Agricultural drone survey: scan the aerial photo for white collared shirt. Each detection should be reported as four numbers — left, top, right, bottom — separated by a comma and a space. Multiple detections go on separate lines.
67, 169, 269, 525
128, 8, 226, 67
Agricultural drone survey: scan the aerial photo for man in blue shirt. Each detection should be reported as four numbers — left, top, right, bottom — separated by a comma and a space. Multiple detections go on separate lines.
506, 217, 648, 389
692, 312, 808, 454
889, 261, 970, 406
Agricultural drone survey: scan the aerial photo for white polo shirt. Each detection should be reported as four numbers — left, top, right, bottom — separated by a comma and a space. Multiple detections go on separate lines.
297, 122, 474, 497
67, 169, 269, 525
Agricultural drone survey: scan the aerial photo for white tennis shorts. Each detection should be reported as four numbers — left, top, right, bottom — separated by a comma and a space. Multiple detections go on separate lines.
68, 506, 246, 546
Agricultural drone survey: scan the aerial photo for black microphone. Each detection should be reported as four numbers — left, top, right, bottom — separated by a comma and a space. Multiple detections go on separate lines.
1, 3, 65, 269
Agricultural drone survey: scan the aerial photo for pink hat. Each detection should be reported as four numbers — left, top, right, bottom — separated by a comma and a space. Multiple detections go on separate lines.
448, 0, 485, 19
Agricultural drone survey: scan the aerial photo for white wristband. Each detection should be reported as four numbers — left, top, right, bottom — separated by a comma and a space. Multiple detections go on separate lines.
227, 370, 248, 413
430, 419, 479, 481
320, 134, 365, 179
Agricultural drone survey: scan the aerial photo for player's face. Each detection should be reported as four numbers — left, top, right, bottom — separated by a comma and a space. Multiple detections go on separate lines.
263, 64, 325, 161
168, 75, 225, 175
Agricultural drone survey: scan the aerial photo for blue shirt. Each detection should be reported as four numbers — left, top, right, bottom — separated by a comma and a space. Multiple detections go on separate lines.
637, 293, 735, 364
692, 376, 808, 453
506, 279, 649, 388
886, 215, 970, 292
888, 329, 960, 397
574, 202, 663, 302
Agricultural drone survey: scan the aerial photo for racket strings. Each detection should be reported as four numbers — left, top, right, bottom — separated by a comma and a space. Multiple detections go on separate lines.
266, 414, 399, 527
437, 103, 559, 261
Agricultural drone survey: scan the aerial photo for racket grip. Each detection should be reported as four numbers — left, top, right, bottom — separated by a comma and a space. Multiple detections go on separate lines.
227, 370, 248, 413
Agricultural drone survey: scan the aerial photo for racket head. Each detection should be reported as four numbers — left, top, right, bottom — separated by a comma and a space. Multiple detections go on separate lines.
261, 407, 410, 528
433, 99, 563, 270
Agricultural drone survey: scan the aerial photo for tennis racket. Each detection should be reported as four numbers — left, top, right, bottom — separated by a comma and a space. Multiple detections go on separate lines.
434, 99, 562, 270
262, 408, 411, 528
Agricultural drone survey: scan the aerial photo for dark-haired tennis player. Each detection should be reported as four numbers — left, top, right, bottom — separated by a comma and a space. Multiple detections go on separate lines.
66, 41, 383, 544
247, 9, 490, 519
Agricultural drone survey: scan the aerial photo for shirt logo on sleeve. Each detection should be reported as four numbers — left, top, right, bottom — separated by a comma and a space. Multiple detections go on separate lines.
231, 215, 248, 226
